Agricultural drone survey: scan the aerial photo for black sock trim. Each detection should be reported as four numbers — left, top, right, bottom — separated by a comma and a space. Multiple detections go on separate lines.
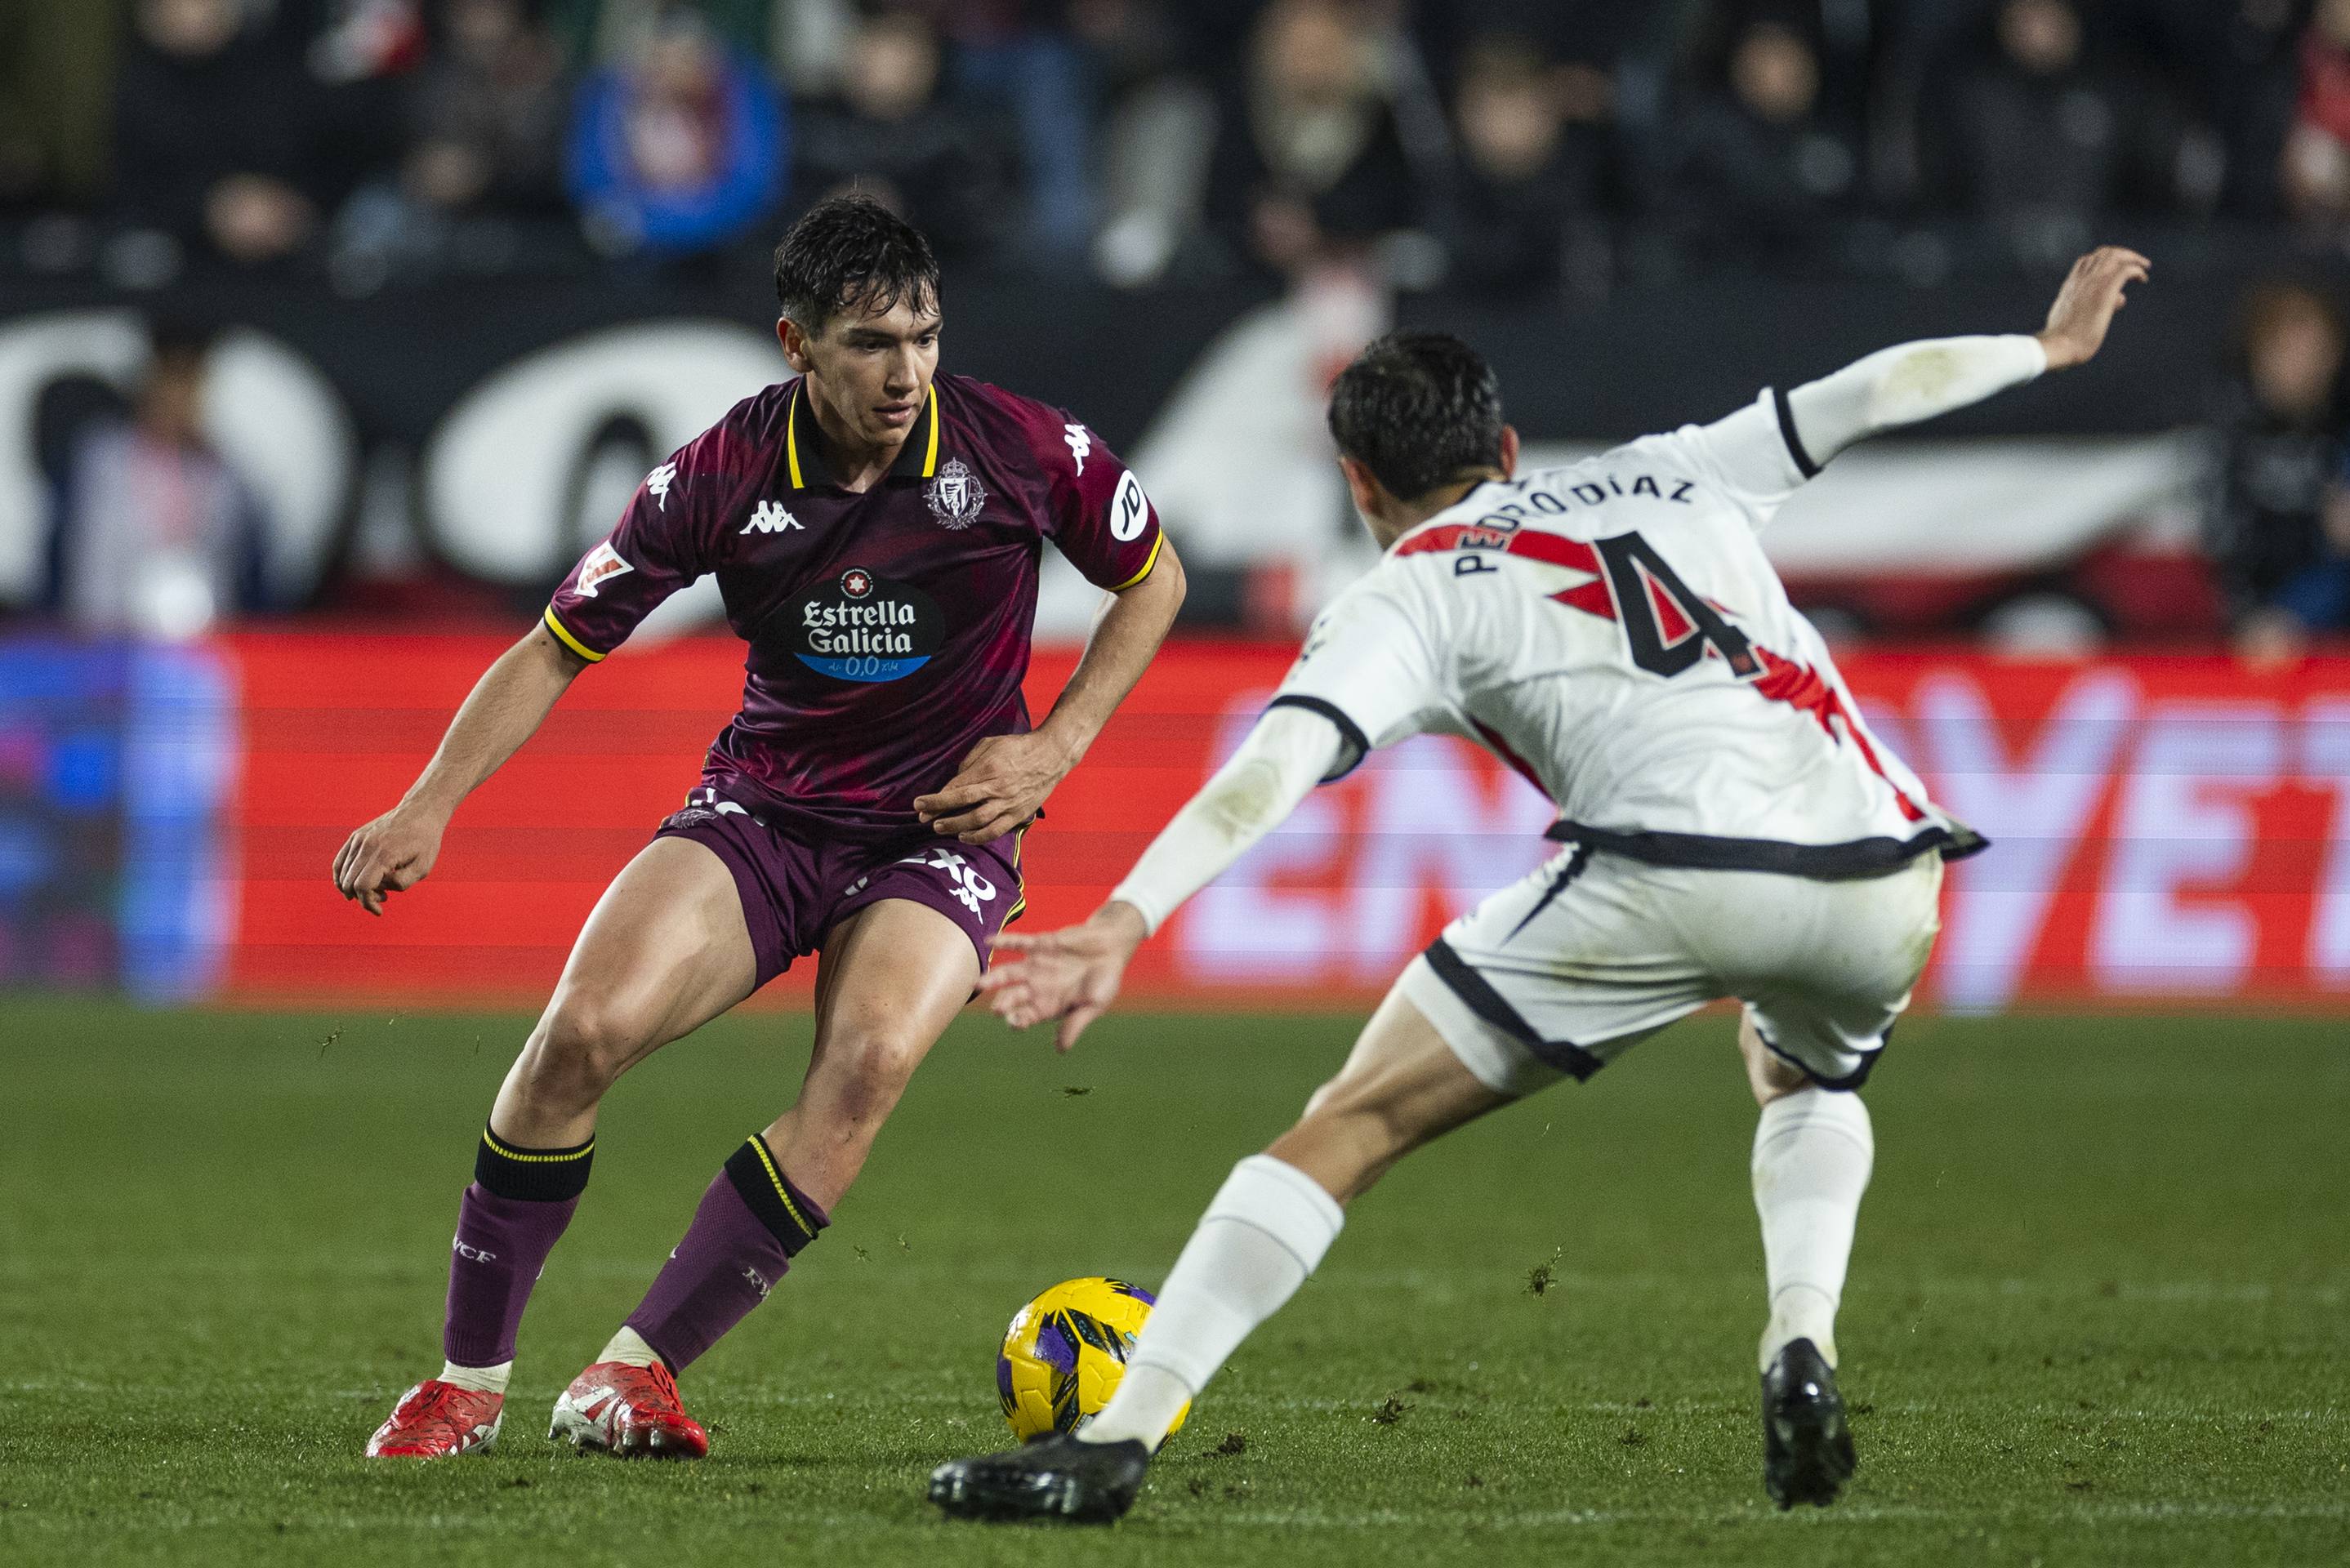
475, 1129, 595, 1202
723, 1135, 827, 1255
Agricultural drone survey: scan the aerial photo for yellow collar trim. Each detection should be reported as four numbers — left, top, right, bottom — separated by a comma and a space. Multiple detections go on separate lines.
787, 381, 936, 488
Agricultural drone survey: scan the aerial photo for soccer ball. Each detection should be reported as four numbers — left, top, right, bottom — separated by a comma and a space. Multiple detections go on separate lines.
996, 1276, 1189, 1443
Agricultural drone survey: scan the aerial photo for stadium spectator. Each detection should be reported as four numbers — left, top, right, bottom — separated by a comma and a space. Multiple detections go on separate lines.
2285, 0, 2350, 225
55, 320, 271, 639
330, 0, 575, 283
0, 0, 122, 214
564, 7, 788, 260
407, 0, 573, 216
1198, 0, 1429, 278
792, 8, 1008, 261
1437, 34, 1615, 296
2208, 282, 2350, 657
1082, 0, 1218, 283
1658, 12, 1862, 269
2149, 0, 2303, 220
915, 0, 1099, 265
112, 0, 334, 268
1933, 0, 2187, 264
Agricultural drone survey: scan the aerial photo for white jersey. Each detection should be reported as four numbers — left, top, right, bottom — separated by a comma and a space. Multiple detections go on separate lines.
1271, 390, 1977, 878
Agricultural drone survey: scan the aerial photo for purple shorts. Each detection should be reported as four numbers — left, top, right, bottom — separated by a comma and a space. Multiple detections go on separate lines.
654, 786, 1028, 990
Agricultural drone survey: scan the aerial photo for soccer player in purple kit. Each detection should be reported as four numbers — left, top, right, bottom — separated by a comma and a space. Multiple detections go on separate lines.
337, 196, 1185, 1459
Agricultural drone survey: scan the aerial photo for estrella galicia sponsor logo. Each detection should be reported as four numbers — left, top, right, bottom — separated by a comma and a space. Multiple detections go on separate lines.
794, 567, 943, 682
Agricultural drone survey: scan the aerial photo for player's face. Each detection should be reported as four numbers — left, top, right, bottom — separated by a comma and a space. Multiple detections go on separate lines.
784, 296, 943, 453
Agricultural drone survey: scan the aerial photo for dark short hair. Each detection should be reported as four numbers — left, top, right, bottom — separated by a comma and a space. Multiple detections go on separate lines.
773, 194, 941, 333
1327, 332, 1505, 501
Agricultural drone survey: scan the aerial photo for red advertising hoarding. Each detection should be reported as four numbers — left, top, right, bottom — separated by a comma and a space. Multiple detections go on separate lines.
221, 632, 2350, 1012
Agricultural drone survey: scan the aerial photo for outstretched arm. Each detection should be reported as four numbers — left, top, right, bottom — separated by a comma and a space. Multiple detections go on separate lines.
1785, 246, 2151, 469
332, 622, 588, 915
979, 702, 1349, 1050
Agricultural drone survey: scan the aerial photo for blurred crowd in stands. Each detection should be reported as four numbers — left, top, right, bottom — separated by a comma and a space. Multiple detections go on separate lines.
11, 0, 2350, 655
0, 0, 2344, 291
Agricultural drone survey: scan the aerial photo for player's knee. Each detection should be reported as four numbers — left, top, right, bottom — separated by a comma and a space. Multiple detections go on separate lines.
819, 1022, 930, 1127
528, 997, 653, 1101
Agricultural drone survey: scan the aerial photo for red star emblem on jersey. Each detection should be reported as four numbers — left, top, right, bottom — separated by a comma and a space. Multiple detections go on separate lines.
841, 568, 873, 599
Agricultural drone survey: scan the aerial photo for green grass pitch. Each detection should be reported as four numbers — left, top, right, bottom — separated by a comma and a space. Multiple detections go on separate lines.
2, 1000, 2345, 1566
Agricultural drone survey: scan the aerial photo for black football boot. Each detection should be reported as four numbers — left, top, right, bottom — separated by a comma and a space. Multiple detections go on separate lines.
929, 1432, 1152, 1524
1760, 1338, 1857, 1508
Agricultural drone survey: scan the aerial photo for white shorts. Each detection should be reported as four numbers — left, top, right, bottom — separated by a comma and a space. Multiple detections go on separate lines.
1398, 846, 1944, 1098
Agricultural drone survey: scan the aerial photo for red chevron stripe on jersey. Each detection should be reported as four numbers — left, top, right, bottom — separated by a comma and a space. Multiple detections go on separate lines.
1394, 521, 1924, 821
1394, 523, 1620, 619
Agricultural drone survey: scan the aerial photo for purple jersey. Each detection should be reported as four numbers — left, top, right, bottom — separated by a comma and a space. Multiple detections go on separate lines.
544, 372, 1163, 844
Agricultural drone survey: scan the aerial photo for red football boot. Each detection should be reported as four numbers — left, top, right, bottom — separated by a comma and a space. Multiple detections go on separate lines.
549, 1361, 710, 1459
365, 1379, 505, 1457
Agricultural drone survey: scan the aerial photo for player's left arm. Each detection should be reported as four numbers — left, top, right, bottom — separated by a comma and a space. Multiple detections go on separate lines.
916, 419, 1188, 844
1786, 245, 2150, 468
1683, 247, 2150, 514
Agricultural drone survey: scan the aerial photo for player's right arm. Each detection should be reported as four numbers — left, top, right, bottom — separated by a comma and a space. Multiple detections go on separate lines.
333, 435, 722, 915
332, 624, 589, 915
981, 575, 1447, 1050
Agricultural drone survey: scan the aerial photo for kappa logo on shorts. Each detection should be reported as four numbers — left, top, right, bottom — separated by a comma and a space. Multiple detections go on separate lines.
899, 847, 998, 914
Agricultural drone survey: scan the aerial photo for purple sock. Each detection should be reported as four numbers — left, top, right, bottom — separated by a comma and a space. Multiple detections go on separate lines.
443, 1184, 580, 1367
624, 1136, 827, 1373
441, 1129, 595, 1369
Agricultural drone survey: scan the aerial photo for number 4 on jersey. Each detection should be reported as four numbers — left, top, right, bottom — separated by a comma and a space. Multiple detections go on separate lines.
1593, 533, 1762, 680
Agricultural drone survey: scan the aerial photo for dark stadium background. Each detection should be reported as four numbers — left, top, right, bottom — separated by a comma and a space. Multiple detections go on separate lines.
2, 7, 2346, 1566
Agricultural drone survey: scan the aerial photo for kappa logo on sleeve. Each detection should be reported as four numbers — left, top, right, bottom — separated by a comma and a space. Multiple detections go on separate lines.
1064, 422, 1092, 475
646, 462, 678, 511
573, 541, 635, 598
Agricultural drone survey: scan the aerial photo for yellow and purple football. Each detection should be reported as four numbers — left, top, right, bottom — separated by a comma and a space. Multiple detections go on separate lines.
996, 1276, 1190, 1443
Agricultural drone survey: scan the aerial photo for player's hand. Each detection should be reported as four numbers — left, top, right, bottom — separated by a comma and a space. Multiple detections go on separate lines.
332, 804, 447, 916
979, 902, 1146, 1053
2036, 246, 2150, 371
915, 731, 1074, 844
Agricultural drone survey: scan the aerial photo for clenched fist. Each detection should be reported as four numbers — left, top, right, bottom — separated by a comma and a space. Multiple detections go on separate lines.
332, 804, 448, 915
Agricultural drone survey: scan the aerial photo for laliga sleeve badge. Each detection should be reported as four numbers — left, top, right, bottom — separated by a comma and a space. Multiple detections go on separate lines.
573, 541, 635, 598
926, 457, 988, 531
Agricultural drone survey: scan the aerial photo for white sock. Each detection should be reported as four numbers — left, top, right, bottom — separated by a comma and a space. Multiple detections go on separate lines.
595, 1325, 663, 1369
1751, 1087, 1874, 1371
1083, 1154, 1344, 1449
438, 1359, 511, 1396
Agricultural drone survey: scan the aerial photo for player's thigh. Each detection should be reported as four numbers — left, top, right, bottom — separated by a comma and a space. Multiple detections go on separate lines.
1722, 854, 1944, 1094
798, 898, 981, 1121
1273, 984, 1513, 1203
535, 835, 760, 1070
1398, 847, 1716, 1098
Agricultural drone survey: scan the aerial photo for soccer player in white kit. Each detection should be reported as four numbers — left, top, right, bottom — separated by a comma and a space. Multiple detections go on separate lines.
929, 247, 2149, 1522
